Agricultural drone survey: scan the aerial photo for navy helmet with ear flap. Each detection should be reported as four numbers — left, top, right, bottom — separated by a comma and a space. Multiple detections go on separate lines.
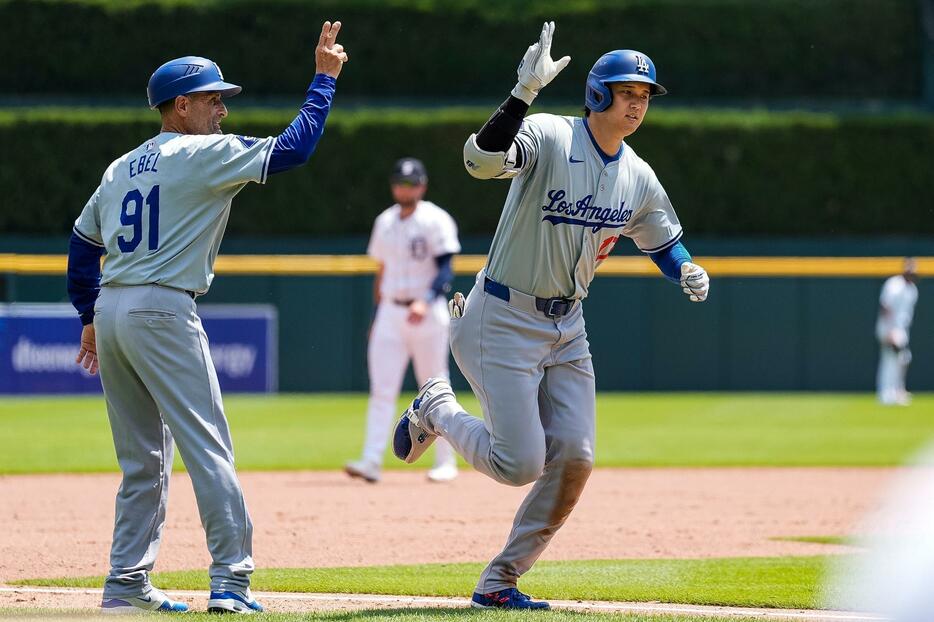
585, 49, 666, 112
147, 56, 242, 109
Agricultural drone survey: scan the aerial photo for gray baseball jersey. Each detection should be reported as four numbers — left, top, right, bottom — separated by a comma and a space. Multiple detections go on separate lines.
411, 111, 686, 596
74, 132, 275, 294
486, 113, 682, 299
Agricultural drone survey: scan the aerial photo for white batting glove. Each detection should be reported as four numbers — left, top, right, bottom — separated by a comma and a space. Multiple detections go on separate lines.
448, 292, 465, 318
511, 21, 571, 105
680, 262, 709, 303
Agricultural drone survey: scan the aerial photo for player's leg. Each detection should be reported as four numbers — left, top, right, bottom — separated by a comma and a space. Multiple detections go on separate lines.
94, 287, 178, 602
424, 287, 551, 486
353, 304, 410, 478
476, 352, 596, 594
118, 285, 254, 593
877, 344, 899, 405
897, 346, 912, 404
410, 299, 458, 479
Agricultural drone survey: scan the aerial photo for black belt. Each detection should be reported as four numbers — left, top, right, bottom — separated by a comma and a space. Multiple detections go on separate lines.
392, 299, 414, 306
483, 277, 575, 319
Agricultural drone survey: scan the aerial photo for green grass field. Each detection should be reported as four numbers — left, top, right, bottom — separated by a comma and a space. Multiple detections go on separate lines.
17, 557, 830, 609
1, 393, 932, 473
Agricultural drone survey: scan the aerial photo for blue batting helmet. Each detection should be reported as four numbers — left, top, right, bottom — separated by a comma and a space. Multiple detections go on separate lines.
147, 56, 242, 109
585, 50, 667, 113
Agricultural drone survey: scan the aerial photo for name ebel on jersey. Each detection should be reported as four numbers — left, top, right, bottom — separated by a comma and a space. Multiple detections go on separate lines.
540, 189, 633, 232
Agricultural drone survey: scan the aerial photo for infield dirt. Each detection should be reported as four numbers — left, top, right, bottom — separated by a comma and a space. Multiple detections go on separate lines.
0, 467, 894, 612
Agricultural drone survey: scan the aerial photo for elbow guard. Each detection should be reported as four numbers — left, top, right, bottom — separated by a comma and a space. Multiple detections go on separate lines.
463, 134, 520, 180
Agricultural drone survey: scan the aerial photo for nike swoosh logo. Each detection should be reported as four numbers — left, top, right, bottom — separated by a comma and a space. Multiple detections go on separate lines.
140, 596, 152, 603
569, 156, 584, 163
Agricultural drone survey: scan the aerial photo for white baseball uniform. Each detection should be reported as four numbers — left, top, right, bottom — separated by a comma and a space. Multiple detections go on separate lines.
360, 200, 461, 471
876, 274, 918, 405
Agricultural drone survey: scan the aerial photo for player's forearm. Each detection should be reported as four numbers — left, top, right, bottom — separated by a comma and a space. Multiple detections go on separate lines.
428, 253, 455, 300
649, 241, 692, 284
373, 265, 383, 305
267, 74, 336, 174
67, 231, 105, 325
475, 96, 530, 153
464, 96, 531, 179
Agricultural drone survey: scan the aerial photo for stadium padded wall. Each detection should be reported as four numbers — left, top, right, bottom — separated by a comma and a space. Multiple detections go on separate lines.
3, 270, 931, 393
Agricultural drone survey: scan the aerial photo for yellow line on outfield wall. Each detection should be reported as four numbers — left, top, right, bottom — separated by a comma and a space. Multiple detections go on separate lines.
1, 253, 932, 277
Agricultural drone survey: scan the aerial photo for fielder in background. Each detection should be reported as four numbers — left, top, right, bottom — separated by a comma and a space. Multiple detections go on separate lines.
67, 22, 348, 614
876, 257, 919, 406
394, 22, 709, 609
346, 158, 461, 484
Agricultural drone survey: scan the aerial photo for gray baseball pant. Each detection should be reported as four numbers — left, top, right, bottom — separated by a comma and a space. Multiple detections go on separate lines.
429, 272, 596, 593
94, 285, 253, 598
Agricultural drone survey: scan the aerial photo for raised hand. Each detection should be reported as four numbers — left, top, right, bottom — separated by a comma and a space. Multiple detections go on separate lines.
511, 21, 571, 105
316, 21, 349, 78
680, 262, 710, 303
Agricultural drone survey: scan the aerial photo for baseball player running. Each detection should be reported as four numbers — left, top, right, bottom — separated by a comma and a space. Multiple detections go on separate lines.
876, 258, 919, 406
393, 22, 709, 609
67, 22, 347, 614
345, 157, 461, 484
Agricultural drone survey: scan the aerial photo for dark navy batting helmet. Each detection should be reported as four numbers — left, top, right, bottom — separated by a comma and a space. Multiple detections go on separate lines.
585, 50, 666, 112
390, 158, 428, 185
147, 56, 242, 109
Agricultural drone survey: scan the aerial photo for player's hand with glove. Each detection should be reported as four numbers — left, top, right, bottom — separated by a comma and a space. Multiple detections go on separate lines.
511, 21, 571, 105
316, 20, 349, 78
680, 262, 710, 303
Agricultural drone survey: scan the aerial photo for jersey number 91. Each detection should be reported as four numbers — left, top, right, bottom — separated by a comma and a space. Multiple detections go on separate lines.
118, 185, 160, 253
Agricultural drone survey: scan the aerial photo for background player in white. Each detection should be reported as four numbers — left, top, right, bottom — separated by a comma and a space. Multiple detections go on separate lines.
67, 22, 348, 614
345, 158, 461, 483
393, 23, 709, 609
876, 258, 919, 406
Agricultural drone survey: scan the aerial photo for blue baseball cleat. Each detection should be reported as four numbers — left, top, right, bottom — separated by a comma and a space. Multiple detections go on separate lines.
471, 588, 551, 610
393, 378, 451, 463
207, 589, 264, 614
100, 587, 189, 613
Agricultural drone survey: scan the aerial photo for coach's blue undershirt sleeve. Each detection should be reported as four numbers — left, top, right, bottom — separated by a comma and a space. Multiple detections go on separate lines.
649, 241, 692, 283
267, 73, 336, 175
67, 232, 105, 325
429, 253, 455, 300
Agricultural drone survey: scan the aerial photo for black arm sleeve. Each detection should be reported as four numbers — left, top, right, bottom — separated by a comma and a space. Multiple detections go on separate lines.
475, 96, 530, 154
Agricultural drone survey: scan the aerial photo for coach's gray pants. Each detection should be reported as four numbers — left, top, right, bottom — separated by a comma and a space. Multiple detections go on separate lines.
433, 272, 595, 593
94, 285, 253, 598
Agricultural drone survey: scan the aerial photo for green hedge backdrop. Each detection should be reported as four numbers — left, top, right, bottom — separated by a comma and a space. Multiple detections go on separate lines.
2, 107, 933, 236
0, 0, 921, 101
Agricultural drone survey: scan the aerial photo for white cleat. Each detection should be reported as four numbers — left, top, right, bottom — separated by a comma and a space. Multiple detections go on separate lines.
101, 587, 188, 613
427, 462, 459, 483
344, 459, 382, 483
